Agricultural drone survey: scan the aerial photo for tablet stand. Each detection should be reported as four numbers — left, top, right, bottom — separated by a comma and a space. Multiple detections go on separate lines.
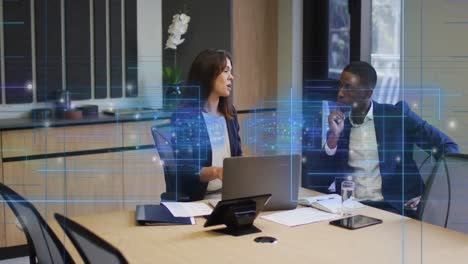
204, 194, 271, 237
215, 201, 261, 236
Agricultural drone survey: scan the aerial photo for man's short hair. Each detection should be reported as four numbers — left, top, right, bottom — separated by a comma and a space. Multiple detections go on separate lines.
343, 61, 377, 90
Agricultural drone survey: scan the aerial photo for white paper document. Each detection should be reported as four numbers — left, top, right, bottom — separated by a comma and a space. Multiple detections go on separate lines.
161, 202, 213, 217
261, 208, 338, 227
207, 198, 221, 208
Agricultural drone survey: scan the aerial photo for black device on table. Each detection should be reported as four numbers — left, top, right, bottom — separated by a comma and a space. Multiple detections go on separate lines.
204, 194, 271, 236
135, 204, 193, 225
329, 215, 382, 230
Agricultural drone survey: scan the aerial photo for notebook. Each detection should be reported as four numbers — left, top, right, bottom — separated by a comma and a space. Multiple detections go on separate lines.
136, 205, 195, 225
299, 194, 364, 214
299, 194, 343, 214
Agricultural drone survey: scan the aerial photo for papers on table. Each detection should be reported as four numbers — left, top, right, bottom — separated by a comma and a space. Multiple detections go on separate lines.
161, 202, 213, 217
207, 198, 221, 208
342, 197, 365, 210
261, 208, 338, 227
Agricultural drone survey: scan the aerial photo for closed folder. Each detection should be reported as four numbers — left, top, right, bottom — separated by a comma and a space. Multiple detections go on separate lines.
136, 205, 195, 225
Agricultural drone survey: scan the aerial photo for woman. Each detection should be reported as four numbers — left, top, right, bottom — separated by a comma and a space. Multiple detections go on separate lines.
171, 49, 242, 201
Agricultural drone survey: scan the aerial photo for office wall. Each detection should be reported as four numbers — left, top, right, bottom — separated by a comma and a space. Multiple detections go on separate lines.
161, 0, 281, 112
277, 0, 302, 103
403, 0, 468, 152
0, 0, 137, 101
276, 0, 302, 154
232, 0, 278, 111
137, 0, 162, 106
0, 0, 162, 118
162, 0, 232, 84
233, 0, 303, 156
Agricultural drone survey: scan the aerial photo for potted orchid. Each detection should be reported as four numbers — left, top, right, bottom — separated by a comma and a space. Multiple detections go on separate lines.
163, 13, 190, 109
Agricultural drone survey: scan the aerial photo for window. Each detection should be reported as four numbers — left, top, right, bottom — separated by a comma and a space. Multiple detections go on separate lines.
371, 0, 401, 104
328, 0, 351, 79
0, 0, 138, 104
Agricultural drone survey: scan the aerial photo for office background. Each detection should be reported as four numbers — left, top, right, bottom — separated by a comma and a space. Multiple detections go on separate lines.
0, 0, 467, 257
0, 0, 465, 150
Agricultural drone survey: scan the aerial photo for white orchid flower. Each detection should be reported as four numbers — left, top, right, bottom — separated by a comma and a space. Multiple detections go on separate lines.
165, 38, 177, 49
165, 35, 186, 50
168, 23, 188, 35
178, 13, 191, 24
165, 13, 190, 50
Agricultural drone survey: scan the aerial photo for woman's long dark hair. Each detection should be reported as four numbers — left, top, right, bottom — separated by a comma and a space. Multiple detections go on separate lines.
187, 49, 234, 119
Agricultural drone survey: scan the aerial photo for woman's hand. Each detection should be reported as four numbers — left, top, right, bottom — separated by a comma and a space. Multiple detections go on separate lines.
213, 167, 223, 180
200, 166, 224, 182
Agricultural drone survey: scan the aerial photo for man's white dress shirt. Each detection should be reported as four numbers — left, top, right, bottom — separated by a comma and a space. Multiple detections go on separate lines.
325, 102, 384, 201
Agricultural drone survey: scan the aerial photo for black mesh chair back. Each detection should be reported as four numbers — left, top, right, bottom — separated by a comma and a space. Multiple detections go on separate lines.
151, 124, 189, 201
54, 213, 128, 264
0, 183, 75, 264
413, 145, 437, 184
419, 153, 468, 233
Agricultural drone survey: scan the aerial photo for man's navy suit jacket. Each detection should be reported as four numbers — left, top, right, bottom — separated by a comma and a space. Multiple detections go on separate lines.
316, 101, 459, 212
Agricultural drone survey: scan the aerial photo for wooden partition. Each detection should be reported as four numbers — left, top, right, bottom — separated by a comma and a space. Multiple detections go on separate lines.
0, 139, 4, 247
232, 0, 278, 110
3, 158, 65, 246
238, 110, 278, 156
1, 128, 65, 158
122, 121, 166, 209
64, 123, 122, 152
66, 152, 124, 217
123, 149, 165, 210
0, 119, 168, 247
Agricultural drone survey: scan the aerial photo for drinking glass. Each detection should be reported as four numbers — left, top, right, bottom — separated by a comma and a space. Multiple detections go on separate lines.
341, 180, 356, 215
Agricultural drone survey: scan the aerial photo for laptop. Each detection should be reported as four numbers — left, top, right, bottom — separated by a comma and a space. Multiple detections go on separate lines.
222, 154, 301, 211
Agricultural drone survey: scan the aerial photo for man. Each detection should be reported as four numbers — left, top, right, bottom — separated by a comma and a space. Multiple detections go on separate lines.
318, 61, 459, 217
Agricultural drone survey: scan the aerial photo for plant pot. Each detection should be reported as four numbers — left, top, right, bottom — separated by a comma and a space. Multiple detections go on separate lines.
163, 86, 182, 110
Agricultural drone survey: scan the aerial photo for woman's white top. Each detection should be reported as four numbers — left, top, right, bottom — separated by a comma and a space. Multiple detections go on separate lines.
202, 112, 231, 193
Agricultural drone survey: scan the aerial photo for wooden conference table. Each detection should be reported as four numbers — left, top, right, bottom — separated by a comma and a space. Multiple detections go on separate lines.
49, 188, 468, 264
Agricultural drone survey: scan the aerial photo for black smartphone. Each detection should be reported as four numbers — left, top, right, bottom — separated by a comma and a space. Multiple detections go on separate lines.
329, 215, 382, 230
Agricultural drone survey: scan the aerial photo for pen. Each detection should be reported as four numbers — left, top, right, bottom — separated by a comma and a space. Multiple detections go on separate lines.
315, 197, 336, 202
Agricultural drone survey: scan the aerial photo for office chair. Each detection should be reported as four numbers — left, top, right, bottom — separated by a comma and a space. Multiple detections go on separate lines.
54, 213, 128, 264
413, 145, 437, 184
0, 183, 75, 264
418, 153, 468, 234
151, 124, 190, 202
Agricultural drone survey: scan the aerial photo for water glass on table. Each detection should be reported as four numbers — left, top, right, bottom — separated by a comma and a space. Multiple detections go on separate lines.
341, 180, 355, 216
